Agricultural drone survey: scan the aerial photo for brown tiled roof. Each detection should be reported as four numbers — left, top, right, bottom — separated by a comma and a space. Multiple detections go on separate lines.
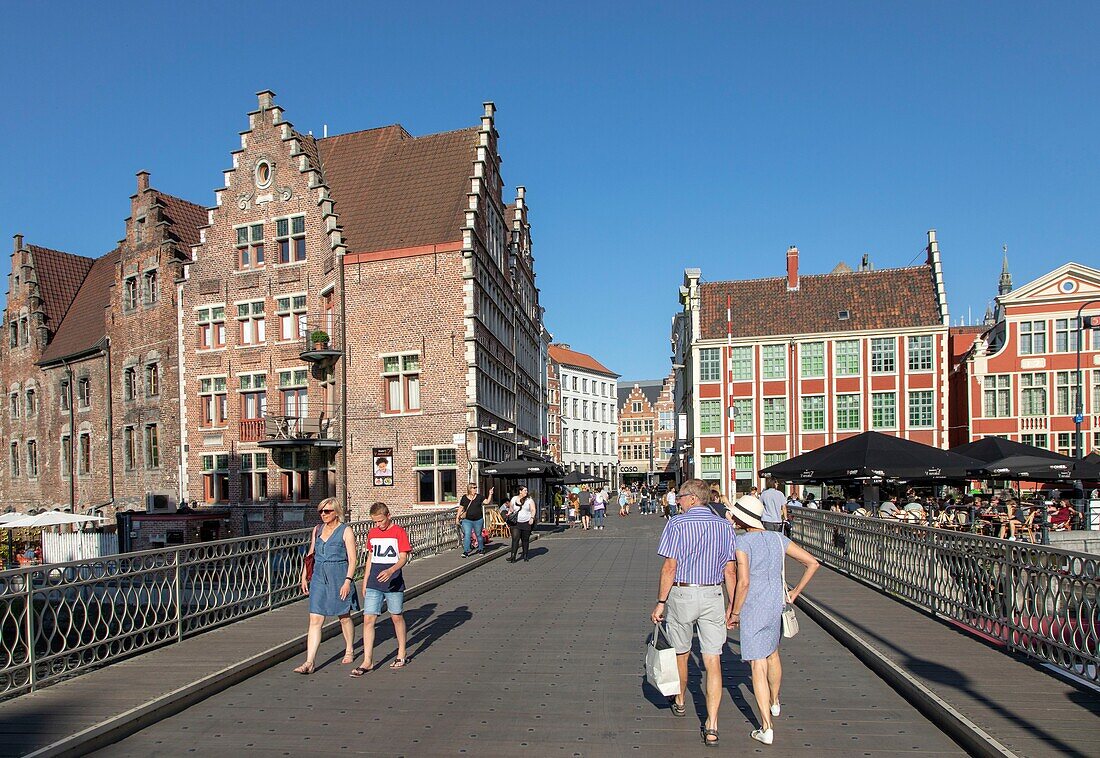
699, 265, 942, 339
157, 192, 207, 251
317, 125, 478, 254
27, 245, 95, 331
549, 345, 619, 377
39, 250, 119, 364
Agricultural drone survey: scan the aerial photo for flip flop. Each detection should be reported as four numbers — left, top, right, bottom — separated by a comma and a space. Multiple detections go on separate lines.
389, 658, 409, 669
349, 665, 371, 678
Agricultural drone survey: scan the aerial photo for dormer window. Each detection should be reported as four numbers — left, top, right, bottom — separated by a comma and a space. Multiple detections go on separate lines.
255, 160, 273, 189
838, 310, 851, 321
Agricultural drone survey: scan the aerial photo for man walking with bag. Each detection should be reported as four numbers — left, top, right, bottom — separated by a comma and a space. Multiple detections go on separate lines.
650, 478, 738, 747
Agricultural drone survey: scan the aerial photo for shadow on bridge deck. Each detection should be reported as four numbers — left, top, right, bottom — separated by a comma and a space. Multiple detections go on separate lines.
90, 517, 963, 757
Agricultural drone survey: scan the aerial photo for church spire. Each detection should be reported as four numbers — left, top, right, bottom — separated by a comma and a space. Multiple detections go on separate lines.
998, 245, 1013, 296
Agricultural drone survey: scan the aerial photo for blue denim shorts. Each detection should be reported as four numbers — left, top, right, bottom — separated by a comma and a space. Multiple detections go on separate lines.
363, 588, 405, 616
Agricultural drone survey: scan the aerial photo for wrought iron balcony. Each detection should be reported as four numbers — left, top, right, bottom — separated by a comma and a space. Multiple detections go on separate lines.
298, 316, 342, 363
256, 404, 342, 448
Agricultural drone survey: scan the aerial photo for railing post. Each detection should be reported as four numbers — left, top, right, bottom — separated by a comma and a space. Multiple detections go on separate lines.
174, 550, 184, 643
265, 536, 274, 609
24, 570, 36, 692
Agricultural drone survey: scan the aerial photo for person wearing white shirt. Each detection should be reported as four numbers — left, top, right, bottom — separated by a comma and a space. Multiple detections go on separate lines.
504, 486, 536, 563
665, 488, 678, 518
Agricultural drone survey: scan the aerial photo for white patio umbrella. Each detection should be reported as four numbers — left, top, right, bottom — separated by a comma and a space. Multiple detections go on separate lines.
2, 511, 109, 529
0, 512, 26, 524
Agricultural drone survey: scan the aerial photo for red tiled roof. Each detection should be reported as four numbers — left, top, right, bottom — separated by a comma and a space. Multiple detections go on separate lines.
317, 125, 478, 254
548, 345, 619, 377
27, 245, 95, 332
39, 250, 119, 364
157, 192, 207, 251
699, 266, 942, 340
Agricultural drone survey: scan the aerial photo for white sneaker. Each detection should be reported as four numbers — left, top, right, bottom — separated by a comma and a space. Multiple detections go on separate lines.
770, 702, 781, 716
751, 728, 774, 745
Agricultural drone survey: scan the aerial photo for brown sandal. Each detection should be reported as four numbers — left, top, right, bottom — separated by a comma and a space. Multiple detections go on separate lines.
349, 665, 371, 678
293, 662, 314, 675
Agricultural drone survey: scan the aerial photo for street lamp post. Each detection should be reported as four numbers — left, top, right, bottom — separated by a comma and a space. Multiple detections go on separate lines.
1073, 302, 1099, 530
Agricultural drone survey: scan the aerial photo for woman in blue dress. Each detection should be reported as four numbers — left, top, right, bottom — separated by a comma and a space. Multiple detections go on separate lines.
727, 494, 819, 746
294, 497, 360, 674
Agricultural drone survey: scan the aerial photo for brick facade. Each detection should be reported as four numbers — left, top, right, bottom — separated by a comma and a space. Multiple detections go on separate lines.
616, 371, 677, 485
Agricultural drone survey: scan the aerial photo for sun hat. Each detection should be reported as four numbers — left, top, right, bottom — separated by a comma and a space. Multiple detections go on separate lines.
731, 495, 766, 530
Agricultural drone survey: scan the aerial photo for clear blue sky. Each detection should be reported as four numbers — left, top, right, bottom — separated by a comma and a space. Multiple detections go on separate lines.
2, 2, 1097, 381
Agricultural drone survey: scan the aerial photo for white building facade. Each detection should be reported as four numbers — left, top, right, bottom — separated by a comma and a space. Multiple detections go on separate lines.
550, 344, 620, 483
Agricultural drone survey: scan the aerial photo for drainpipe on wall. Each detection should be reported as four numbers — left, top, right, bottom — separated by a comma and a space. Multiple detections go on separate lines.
64, 361, 75, 512
103, 339, 115, 508
338, 255, 349, 518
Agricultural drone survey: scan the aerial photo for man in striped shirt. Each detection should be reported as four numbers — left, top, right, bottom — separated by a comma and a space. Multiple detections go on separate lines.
651, 478, 738, 740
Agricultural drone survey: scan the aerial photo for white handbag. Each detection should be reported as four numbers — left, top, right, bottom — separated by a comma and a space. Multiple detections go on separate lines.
645, 623, 681, 696
780, 549, 800, 638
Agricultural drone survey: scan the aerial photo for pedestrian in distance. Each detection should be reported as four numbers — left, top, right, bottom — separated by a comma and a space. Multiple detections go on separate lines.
650, 478, 738, 748
760, 478, 788, 532
619, 488, 630, 517
727, 494, 819, 745
664, 487, 677, 518
504, 485, 537, 562
295, 497, 359, 674
458, 483, 493, 558
579, 485, 594, 530
593, 487, 607, 530
351, 502, 412, 677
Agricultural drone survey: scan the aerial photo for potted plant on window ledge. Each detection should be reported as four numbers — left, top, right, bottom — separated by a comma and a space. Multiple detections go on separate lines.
309, 330, 330, 350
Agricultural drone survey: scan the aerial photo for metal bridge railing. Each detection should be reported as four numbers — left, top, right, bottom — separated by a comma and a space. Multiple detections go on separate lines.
788, 509, 1099, 685
0, 509, 459, 700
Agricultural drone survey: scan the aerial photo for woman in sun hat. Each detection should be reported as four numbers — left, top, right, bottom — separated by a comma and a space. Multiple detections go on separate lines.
727, 494, 819, 746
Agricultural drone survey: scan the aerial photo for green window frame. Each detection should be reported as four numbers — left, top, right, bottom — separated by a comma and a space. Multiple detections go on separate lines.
699, 348, 720, 382
871, 392, 895, 429
699, 400, 721, 435
730, 346, 752, 381
801, 395, 825, 432
835, 340, 860, 376
800, 342, 824, 378
836, 393, 861, 430
731, 398, 753, 434
762, 345, 786, 380
762, 397, 786, 433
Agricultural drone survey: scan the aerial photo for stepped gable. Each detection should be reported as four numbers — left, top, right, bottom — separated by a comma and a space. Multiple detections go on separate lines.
317, 124, 479, 254
27, 245, 95, 331
618, 380, 662, 409
38, 250, 120, 364
156, 192, 207, 251
700, 265, 941, 340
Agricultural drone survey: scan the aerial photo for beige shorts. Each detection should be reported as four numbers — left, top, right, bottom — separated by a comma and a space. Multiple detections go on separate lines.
663, 585, 727, 656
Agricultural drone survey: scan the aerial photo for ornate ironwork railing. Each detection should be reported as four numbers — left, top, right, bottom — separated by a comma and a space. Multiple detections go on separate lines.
0, 509, 459, 700
788, 509, 1099, 684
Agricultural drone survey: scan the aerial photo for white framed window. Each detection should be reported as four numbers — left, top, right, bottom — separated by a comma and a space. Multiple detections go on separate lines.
197, 305, 226, 350
275, 295, 306, 341
236, 223, 265, 269
123, 367, 136, 401
908, 390, 934, 428
382, 353, 420, 413
279, 369, 309, 417
123, 277, 139, 310
1020, 373, 1047, 417
1021, 433, 1048, 450
699, 348, 720, 382
239, 373, 268, 419
871, 392, 896, 429
1018, 321, 1046, 355
836, 394, 861, 430
1054, 318, 1080, 353
699, 400, 721, 435
123, 426, 136, 470
145, 363, 160, 397
762, 345, 786, 380
276, 216, 307, 264
732, 399, 753, 434
77, 377, 91, 409
415, 447, 458, 504
982, 375, 1011, 417
240, 452, 269, 502
733, 454, 754, 475
835, 341, 860, 376
800, 342, 824, 378
801, 395, 825, 432
202, 453, 230, 503
699, 454, 722, 478
142, 269, 158, 305
870, 338, 896, 373
1055, 371, 1078, 415
762, 397, 786, 433
199, 376, 228, 427
907, 335, 934, 371
236, 300, 266, 345
730, 346, 752, 381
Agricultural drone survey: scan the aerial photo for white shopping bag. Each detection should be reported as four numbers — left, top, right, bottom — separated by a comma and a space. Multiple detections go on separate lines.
645, 623, 681, 696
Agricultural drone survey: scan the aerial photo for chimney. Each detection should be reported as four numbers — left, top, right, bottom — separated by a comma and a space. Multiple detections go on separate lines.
257, 89, 276, 110
786, 246, 799, 291
13, 234, 23, 253
136, 170, 150, 193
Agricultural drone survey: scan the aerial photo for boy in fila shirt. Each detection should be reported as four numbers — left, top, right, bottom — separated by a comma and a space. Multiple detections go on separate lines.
350, 502, 413, 677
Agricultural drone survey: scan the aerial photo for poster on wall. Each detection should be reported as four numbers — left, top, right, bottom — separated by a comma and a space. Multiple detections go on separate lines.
373, 447, 394, 486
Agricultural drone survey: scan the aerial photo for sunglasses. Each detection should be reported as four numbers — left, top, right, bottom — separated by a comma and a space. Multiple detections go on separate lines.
318, 508, 336, 515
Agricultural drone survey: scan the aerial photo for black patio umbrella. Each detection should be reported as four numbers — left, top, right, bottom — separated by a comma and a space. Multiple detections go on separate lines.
974, 455, 1081, 482
759, 430, 983, 483
482, 459, 565, 478
950, 437, 1073, 464
557, 470, 608, 485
